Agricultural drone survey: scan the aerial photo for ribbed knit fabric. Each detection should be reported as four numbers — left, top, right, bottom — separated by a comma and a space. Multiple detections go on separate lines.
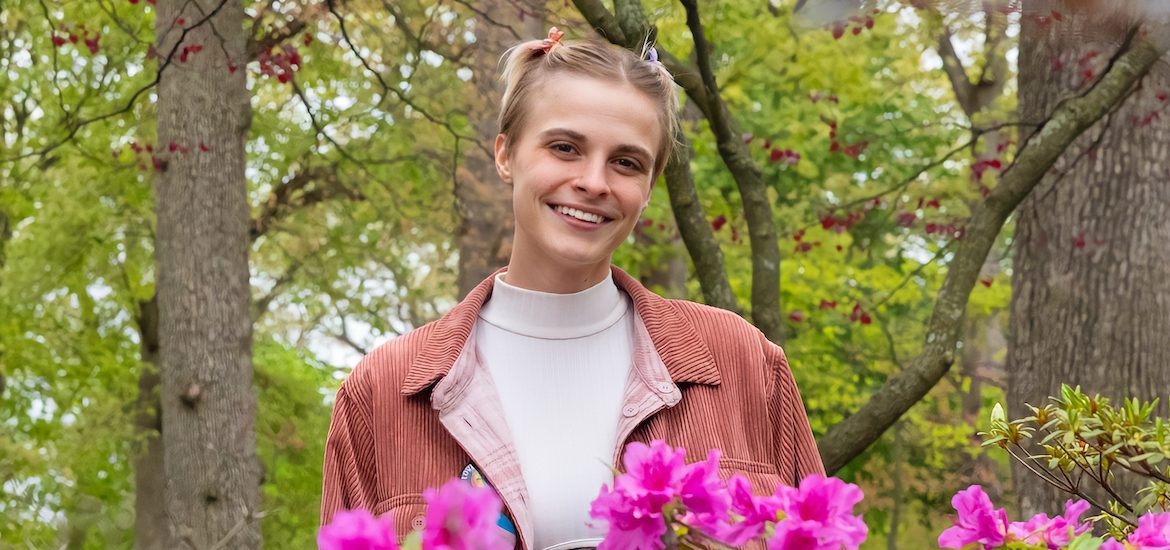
477, 273, 630, 549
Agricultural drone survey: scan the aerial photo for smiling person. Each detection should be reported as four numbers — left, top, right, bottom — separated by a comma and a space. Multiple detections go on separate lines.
321, 28, 824, 550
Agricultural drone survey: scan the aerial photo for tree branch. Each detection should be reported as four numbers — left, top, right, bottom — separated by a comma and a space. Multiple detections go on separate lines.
663, 122, 742, 314
817, 30, 1167, 474
679, 0, 783, 342
250, 165, 363, 240
323, 0, 487, 158
573, 0, 628, 44
252, 260, 302, 321
937, 25, 978, 115
246, 16, 309, 61
3, 0, 232, 164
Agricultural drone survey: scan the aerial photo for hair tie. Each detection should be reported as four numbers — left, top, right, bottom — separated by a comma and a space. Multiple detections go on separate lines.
645, 46, 660, 64
532, 27, 565, 55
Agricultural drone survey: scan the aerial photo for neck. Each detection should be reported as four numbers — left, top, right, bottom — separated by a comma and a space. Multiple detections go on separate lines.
502, 258, 612, 294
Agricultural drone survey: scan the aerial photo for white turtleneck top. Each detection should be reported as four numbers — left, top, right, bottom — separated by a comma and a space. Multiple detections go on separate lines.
476, 272, 632, 549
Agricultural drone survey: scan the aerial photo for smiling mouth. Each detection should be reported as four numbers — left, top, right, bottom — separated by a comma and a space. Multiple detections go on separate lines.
551, 204, 611, 224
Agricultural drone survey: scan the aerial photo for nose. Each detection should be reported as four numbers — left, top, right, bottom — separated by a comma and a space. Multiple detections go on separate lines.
573, 157, 610, 197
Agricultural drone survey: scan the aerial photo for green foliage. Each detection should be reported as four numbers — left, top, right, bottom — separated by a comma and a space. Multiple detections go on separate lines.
254, 338, 338, 548
984, 385, 1170, 538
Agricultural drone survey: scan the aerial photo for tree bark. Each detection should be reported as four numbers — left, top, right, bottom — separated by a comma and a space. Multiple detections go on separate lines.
1009, 1, 1170, 516
154, 0, 260, 547
454, 1, 544, 298
633, 225, 689, 298
662, 126, 741, 313
134, 297, 167, 550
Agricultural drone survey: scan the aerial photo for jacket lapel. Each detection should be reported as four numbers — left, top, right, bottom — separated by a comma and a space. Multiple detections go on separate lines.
611, 268, 722, 386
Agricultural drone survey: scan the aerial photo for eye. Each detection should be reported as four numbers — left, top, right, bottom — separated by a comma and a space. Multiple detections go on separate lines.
614, 158, 646, 173
550, 142, 577, 155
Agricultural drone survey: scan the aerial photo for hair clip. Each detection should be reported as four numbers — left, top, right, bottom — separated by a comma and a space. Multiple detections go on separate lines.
531, 26, 565, 55
645, 46, 659, 63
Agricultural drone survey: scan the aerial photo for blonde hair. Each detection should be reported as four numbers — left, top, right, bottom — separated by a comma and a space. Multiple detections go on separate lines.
497, 33, 680, 181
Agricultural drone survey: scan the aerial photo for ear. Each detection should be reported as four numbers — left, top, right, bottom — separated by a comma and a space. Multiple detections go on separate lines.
494, 134, 512, 184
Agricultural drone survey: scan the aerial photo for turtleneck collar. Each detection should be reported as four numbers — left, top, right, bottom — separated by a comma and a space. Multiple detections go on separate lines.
478, 272, 628, 339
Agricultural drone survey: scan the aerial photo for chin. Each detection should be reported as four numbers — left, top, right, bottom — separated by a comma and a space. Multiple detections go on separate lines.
543, 245, 613, 271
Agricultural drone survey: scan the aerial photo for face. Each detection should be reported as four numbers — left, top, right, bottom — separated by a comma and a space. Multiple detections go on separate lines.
495, 74, 662, 293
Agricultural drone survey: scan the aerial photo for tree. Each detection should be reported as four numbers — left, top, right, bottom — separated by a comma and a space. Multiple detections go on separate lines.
1008, 0, 1170, 516
153, 0, 261, 546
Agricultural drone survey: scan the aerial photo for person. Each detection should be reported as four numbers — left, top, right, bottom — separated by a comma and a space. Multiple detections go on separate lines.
320, 27, 824, 550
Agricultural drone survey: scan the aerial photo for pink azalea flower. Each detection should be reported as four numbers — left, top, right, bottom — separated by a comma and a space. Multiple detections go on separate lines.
591, 441, 689, 550
615, 441, 688, 502
317, 509, 398, 550
1008, 513, 1052, 546
1046, 500, 1092, 547
590, 484, 668, 550
709, 475, 781, 546
677, 449, 731, 533
767, 520, 828, 550
1008, 500, 1090, 548
938, 485, 1008, 549
771, 475, 867, 550
421, 479, 509, 550
1099, 539, 1127, 550
1129, 511, 1170, 549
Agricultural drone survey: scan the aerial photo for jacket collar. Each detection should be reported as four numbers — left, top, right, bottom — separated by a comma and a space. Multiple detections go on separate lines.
400, 266, 721, 395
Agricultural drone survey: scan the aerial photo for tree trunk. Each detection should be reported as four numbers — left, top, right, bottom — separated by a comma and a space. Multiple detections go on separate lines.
154, 1, 260, 547
1009, 0, 1170, 516
134, 297, 166, 550
455, 2, 544, 298
633, 225, 688, 298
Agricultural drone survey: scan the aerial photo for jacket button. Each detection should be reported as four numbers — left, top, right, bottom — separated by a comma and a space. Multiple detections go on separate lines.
622, 405, 638, 417
411, 514, 426, 531
655, 382, 674, 394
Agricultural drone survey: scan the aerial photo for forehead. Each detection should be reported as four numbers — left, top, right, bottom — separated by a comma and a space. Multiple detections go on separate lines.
518, 74, 662, 152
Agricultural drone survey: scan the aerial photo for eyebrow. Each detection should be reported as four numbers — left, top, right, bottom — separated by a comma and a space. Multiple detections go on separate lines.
538, 128, 654, 162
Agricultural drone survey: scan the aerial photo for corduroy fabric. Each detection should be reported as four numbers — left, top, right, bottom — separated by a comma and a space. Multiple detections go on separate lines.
321, 266, 824, 548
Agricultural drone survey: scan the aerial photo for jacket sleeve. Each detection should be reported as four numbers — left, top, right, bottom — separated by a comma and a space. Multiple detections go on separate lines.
764, 341, 826, 482
321, 379, 379, 525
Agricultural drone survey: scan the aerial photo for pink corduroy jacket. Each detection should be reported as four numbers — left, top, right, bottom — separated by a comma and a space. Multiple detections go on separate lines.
321, 267, 824, 549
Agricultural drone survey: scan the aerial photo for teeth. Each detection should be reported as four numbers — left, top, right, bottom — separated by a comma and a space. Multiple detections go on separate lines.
554, 205, 606, 224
